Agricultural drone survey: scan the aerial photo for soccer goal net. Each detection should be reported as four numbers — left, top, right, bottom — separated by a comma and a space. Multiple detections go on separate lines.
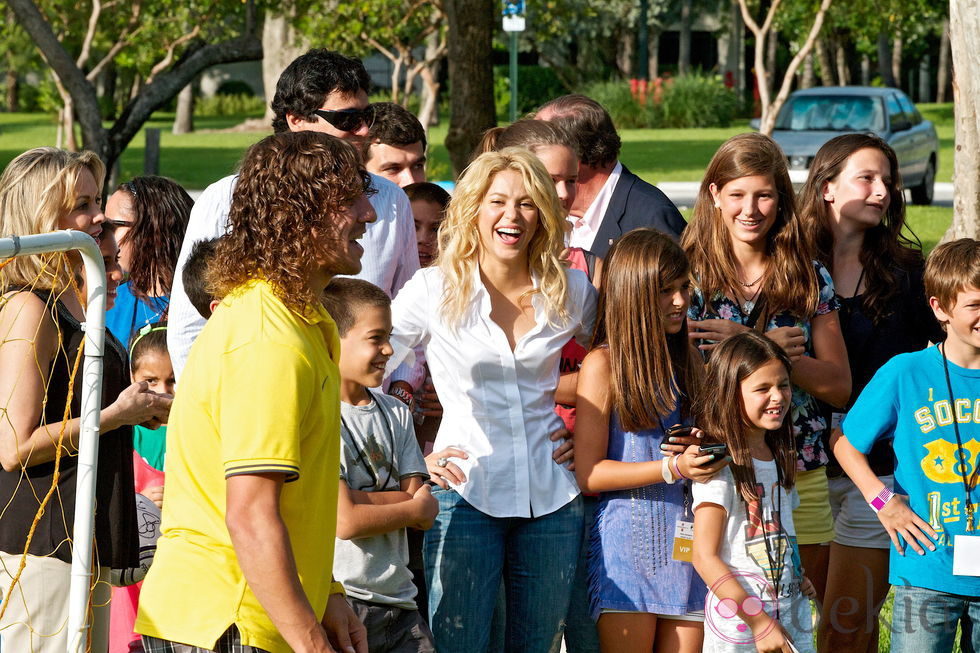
0, 231, 107, 653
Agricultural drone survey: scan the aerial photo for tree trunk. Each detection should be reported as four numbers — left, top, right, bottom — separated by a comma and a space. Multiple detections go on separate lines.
102, 64, 117, 120
403, 64, 419, 109
650, 30, 661, 80
444, 0, 496, 176
891, 36, 902, 91
5, 69, 18, 111
945, 0, 980, 240
261, 7, 308, 123
678, 0, 692, 76
835, 41, 849, 85
172, 82, 194, 134
938, 17, 951, 103
727, 2, 743, 91
389, 55, 403, 104
418, 64, 440, 130
801, 51, 814, 89
877, 33, 897, 87
419, 28, 445, 128
617, 29, 634, 78
815, 38, 835, 85
860, 54, 871, 86
766, 28, 778, 98
917, 55, 930, 103
740, 0, 833, 136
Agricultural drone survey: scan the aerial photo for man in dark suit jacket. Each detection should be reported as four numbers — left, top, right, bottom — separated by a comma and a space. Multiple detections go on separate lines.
535, 94, 686, 259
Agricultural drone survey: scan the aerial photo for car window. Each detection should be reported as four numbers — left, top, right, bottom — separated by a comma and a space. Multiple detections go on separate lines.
897, 93, 922, 126
887, 94, 912, 132
775, 95, 885, 132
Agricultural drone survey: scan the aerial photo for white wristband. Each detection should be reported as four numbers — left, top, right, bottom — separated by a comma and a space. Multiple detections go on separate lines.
662, 455, 676, 484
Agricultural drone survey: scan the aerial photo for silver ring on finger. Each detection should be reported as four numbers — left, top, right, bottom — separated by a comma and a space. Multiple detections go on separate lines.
436, 457, 449, 468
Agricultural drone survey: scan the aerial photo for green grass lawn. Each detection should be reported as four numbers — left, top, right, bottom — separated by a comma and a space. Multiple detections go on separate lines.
0, 107, 954, 246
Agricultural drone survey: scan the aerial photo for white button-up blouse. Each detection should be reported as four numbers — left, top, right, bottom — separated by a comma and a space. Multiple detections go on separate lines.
387, 265, 598, 518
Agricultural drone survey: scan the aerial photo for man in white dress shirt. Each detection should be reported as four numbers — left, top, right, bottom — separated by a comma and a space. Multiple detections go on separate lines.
167, 49, 419, 378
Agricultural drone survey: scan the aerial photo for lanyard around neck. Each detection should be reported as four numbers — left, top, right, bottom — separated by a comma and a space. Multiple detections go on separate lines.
941, 343, 977, 531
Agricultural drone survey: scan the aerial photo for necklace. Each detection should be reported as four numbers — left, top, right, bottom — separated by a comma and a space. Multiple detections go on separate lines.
739, 283, 764, 315
739, 272, 765, 288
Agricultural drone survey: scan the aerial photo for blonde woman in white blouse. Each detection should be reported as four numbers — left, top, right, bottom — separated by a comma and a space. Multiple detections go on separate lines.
387, 147, 597, 653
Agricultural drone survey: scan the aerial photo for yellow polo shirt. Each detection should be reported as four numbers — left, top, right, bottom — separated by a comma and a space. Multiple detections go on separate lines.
135, 280, 342, 653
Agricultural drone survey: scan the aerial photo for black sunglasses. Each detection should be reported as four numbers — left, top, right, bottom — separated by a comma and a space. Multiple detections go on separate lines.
312, 106, 375, 133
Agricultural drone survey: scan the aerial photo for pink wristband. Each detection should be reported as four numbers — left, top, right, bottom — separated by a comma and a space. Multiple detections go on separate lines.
672, 454, 687, 480
869, 486, 894, 513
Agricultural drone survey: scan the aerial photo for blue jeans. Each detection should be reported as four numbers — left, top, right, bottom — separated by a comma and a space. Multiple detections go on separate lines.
423, 488, 583, 653
890, 584, 980, 653
564, 494, 600, 653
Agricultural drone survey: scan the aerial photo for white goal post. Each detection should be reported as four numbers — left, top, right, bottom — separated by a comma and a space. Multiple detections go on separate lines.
0, 230, 106, 653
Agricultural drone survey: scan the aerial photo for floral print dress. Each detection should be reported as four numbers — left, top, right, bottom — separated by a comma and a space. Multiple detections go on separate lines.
688, 261, 840, 472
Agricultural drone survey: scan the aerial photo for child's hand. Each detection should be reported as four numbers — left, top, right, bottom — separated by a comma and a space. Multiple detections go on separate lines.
765, 326, 806, 361
551, 427, 574, 470
751, 615, 795, 653
688, 319, 750, 351
660, 425, 702, 456
411, 484, 439, 530
106, 381, 173, 430
426, 447, 468, 488
801, 576, 816, 599
678, 443, 730, 483
140, 485, 164, 510
876, 492, 939, 556
418, 382, 443, 418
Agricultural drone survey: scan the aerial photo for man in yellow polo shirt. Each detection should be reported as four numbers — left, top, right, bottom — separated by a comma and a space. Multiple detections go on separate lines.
135, 131, 375, 653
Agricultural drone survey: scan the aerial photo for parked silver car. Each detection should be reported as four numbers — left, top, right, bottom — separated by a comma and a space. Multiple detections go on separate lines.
759, 86, 939, 204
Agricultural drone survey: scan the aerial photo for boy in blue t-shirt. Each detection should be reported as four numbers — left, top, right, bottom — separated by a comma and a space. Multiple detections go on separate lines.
833, 239, 980, 651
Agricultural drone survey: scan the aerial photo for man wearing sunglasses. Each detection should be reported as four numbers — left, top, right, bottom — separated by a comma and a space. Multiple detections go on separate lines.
167, 48, 420, 380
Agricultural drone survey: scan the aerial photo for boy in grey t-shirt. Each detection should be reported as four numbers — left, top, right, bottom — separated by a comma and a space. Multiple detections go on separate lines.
324, 279, 438, 653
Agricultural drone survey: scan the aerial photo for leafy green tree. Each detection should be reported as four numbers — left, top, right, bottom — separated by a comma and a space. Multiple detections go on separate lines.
7, 0, 263, 173
737, 0, 834, 135
302, 0, 447, 122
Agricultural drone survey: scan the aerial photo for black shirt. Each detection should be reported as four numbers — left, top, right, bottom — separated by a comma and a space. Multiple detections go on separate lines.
825, 264, 945, 476
0, 291, 138, 568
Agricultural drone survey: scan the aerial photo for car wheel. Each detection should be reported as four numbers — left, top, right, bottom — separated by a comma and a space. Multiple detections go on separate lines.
911, 158, 935, 205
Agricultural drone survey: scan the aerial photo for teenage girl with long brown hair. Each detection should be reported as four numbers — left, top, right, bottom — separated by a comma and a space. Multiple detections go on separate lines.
692, 332, 817, 652
681, 133, 851, 601
576, 228, 728, 653
797, 134, 943, 652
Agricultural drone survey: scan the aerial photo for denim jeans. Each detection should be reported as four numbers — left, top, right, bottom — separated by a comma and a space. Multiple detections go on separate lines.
423, 488, 583, 653
890, 585, 980, 653
563, 494, 600, 653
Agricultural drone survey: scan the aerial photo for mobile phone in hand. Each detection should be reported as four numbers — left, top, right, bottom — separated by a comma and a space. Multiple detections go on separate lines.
666, 424, 694, 439
698, 443, 728, 458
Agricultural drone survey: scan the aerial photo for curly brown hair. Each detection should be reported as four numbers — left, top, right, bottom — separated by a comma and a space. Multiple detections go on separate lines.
209, 131, 373, 314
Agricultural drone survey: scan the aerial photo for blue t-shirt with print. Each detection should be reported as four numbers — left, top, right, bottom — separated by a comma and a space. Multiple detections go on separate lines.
844, 346, 980, 596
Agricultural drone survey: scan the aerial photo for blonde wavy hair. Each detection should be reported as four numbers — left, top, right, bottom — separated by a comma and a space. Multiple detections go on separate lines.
0, 148, 106, 292
437, 147, 569, 327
